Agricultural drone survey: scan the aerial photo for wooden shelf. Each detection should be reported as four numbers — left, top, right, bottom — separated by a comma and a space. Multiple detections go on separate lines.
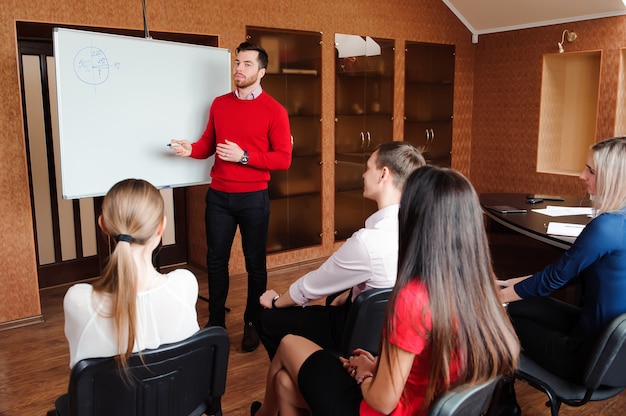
537, 51, 600, 176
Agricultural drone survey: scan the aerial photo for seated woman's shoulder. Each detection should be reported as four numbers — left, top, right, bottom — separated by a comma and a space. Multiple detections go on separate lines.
63, 283, 95, 310
590, 211, 626, 238
165, 268, 199, 294
166, 268, 197, 282
64, 282, 93, 298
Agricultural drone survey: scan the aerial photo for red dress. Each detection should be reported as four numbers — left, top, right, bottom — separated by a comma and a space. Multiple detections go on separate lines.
360, 279, 461, 415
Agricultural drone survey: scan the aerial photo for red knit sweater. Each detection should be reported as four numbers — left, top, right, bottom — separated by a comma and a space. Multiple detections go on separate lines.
190, 91, 292, 193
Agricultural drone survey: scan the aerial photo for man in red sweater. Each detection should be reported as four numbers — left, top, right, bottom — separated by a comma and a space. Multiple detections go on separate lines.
170, 42, 292, 352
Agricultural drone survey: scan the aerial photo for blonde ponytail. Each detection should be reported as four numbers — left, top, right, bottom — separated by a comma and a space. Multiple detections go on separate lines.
92, 179, 164, 376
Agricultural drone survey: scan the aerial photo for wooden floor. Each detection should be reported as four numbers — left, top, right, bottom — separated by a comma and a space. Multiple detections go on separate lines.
1, 259, 626, 415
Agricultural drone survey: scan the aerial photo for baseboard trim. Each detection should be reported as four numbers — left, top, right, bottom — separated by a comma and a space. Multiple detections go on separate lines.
0, 315, 44, 332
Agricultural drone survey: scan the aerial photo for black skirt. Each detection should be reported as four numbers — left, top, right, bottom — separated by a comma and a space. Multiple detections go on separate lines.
298, 349, 363, 416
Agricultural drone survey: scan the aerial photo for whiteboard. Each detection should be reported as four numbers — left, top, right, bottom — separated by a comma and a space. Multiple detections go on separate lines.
53, 28, 231, 199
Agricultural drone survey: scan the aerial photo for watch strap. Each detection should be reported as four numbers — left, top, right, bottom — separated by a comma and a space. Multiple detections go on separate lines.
272, 294, 280, 309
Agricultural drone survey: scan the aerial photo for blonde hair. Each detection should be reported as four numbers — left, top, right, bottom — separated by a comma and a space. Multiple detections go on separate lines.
591, 137, 626, 215
92, 179, 164, 374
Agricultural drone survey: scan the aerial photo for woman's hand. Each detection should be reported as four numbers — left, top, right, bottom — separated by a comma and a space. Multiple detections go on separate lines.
497, 275, 529, 303
340, 348, 378, 383
497, 275, 530, 288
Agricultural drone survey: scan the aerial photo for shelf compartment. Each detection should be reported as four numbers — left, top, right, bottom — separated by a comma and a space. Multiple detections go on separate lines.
267, 194, 322, 252
405, 42, 455, 84
268, 155, 322, 198
335, 115, 393, 154
290, 117, 321, 157
262, 74, 321, 116
404, 120, 452, 161
404, 83, 453, 122
334, 190, 377, 241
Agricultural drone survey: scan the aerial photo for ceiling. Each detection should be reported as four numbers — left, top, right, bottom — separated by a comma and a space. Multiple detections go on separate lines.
443, 0, 626, 41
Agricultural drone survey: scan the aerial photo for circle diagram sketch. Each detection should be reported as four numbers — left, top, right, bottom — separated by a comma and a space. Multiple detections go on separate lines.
73, 46, 111, 85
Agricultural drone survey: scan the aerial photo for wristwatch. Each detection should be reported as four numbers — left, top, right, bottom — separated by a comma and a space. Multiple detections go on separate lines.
239, 150, 249, 165
272, 294, 281, 309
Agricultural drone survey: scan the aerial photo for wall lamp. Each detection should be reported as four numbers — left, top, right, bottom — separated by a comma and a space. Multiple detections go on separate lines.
558, 30, 578, 53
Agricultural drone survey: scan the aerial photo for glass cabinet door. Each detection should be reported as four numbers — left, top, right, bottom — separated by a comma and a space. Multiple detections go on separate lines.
334, 34, 394, 241
247, 27, 322, 252
404, 41, 455, 167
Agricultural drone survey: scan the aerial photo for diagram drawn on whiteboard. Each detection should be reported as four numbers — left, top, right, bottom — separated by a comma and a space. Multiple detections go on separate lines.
73, 45, 120, 85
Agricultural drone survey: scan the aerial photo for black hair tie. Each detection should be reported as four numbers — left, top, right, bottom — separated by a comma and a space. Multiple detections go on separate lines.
116, 234, 133, 243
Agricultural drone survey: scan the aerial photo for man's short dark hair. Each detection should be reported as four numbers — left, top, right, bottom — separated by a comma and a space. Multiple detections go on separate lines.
236, 42, 269, 70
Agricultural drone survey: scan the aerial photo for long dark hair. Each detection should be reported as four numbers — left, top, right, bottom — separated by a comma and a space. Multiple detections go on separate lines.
382, 166, 519, 409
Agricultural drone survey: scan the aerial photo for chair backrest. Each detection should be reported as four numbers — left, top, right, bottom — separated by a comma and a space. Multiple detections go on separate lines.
340, 287, 392, 356
427, 377, 500, 416
67, 326, 229, 416
583, 312, 626, 390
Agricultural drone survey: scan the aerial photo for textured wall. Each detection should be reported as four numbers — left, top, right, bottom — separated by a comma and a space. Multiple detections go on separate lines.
0, 0, 470, 324
471, 16, 626, 195
6, 1, 626, 325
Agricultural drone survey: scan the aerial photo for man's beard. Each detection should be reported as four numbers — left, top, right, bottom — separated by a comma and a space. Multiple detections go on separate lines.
234, 74, 258, 89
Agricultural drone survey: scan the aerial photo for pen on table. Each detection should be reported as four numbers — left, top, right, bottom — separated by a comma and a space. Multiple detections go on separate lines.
167, 143, 181, 147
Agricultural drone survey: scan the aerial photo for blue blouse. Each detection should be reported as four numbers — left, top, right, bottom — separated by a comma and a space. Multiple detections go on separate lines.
514, 207, 626, 338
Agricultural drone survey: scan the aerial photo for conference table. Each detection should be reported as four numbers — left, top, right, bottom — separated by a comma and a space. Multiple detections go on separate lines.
479, 193, 593, 250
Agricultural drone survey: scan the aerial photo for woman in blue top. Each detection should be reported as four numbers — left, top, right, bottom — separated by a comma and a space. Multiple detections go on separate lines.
499, 136, 626, 382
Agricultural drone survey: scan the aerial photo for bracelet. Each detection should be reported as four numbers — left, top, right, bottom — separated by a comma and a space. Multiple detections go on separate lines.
272, 294, 281, 309
357, 374, 373, 385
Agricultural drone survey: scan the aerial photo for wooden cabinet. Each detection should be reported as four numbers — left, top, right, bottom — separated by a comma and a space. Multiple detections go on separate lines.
240, 32, 457, 253
334, 34, 394, 241
404, 41, 455, 167
247, 27, 322, 252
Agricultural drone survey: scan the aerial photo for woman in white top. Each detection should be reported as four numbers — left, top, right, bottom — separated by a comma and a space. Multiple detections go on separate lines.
63, 178, 199, 370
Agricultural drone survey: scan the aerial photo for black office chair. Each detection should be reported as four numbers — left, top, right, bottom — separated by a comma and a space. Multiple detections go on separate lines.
48, 326, 230, 416
515, 312, 626, 416
339, 287, 392, 356
427, 377, 500, 416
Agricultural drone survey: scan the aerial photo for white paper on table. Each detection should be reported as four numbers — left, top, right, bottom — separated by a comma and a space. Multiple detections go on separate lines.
532, 206, 594, 217
546, 222, 586, 237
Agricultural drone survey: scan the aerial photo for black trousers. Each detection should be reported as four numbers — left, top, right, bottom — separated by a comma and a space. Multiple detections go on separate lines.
256, 299, 352, 360
205, 188, 269, 326
508, 297, 591, 382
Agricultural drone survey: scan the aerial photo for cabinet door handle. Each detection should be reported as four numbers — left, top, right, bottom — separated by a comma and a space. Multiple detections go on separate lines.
430, 129, 435, 143
366, 131, 371, 148
425, 129, 430, 142
360, 132, 365, 149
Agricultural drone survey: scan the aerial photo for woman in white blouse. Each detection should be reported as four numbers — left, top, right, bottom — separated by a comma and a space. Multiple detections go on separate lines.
63, 178, 199, 370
